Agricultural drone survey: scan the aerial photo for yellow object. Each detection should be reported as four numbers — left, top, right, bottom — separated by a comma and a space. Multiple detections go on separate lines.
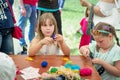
63, 57, 69, 61
26, 57, 33, 61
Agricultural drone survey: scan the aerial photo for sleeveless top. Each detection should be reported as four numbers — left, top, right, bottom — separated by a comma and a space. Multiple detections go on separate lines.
96, 0, 115, 16
93, 0, 117, 27
37, 0, 59, 12
36, 42, 60, 55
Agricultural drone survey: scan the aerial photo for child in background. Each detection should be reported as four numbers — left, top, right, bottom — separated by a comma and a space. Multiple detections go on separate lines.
77, 8, 91, 49
28, 13, 70, 56
79, 22, 120, 80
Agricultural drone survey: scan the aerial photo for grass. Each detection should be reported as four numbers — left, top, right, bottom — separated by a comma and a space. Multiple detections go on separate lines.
61, 0, 86, 55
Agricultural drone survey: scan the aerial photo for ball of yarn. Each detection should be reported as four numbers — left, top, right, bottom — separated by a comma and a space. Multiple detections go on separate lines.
80, 68, 92, 76
50, 67, 58, 73
41, 72, 49, 77
41, 61, 48, 67
71, 65, 80, 70
64, 63, 72, 69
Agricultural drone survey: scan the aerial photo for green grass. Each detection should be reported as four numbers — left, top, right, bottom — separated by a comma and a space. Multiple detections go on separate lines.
61, 0, 84, 55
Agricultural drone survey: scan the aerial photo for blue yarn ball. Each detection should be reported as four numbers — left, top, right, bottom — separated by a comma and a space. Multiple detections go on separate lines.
41, 61, 48, 67
71, 65, 80, 70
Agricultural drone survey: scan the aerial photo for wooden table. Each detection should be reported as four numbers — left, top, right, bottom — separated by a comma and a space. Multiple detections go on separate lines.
10, 55, 101, 80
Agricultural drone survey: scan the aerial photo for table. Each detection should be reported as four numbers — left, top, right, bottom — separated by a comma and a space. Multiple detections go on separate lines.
10, 55, 101, 80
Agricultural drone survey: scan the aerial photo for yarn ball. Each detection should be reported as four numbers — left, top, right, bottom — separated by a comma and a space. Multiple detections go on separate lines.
50, 67, 58, 73
41, 61, 48, 67
64, 63, 72, 69
80, 68, 92, 76
41, 72, 49, 77
71, 65, 80, 70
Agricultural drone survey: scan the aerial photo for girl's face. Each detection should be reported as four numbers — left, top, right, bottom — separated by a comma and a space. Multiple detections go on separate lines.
41, 19, 55, 37
93, 35, 112, 49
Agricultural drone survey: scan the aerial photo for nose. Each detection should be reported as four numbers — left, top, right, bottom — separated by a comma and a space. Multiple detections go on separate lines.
46, 26, 50, 29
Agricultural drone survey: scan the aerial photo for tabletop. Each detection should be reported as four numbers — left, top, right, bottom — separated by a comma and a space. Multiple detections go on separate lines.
10, 55, 101, 80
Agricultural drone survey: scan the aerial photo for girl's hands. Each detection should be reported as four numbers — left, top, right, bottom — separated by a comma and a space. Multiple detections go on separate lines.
92, 58, 104, 65
40, 37, 54, 46
54, 34, 64, 44
39, 34, 64, 46
79, 46, 90, 57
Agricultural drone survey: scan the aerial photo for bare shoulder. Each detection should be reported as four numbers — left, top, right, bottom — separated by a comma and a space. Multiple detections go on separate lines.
31, 37, 40, 43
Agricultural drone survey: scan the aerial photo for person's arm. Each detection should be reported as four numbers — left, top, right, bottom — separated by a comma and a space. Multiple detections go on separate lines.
28, 37, 43, 56
103, 60, 120, 77
28, 37, 54, 56
80, 0, 105, 17
92, 58, 120, 77
18, 0, 26, 16
55, 34, 70, 56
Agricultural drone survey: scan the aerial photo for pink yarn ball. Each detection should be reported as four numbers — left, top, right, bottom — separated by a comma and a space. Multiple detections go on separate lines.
41, 72, 49, 77
80, 68, 92, 76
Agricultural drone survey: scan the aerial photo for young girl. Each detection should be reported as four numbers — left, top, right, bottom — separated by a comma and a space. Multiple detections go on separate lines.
77, 8, 91, 48
79, 22, 120, 80
28, 13, 70, 56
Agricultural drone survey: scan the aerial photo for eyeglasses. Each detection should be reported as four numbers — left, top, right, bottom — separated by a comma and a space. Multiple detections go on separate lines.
90, 30, 110, 35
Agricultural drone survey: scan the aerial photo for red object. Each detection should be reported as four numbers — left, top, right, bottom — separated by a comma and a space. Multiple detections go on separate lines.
79, 18, 91, 49
12, 26, 23, 39
23, 0, 38, 6
80, 68, 92, 76
6, 0, 23, 40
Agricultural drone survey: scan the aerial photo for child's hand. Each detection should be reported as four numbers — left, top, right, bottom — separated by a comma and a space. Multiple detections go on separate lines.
54, 34, 64, 44
92, 58, 104, 65
79, 46, 90, 57
40, 37, 54, 45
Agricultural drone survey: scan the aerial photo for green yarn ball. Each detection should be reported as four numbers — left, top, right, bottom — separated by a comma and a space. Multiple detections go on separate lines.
50, 67, 58, 73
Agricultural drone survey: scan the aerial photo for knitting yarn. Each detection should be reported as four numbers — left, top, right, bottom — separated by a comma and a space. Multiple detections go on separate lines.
41, 61, 48, 67
50, 67, 58, 73
80, 68, 92, 76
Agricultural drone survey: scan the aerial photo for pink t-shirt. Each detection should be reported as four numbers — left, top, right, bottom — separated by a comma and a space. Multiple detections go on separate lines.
23, 0, 38, 6
80, 17, 88, 34
79, 17, 91, 48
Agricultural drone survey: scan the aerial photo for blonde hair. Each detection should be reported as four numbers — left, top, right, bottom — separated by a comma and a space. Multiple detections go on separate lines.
36, 13, 58, 40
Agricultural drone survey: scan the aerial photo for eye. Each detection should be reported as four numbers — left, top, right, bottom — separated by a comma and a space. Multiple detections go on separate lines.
49, 24, 53, 26
44, 24, 47, 26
